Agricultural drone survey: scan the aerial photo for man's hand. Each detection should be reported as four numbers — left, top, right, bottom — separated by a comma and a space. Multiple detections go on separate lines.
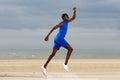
44, 36, 49, 41
73, 7, 76, 12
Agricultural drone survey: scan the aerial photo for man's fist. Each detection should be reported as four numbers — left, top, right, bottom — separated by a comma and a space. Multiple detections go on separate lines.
73, 7, 76, 11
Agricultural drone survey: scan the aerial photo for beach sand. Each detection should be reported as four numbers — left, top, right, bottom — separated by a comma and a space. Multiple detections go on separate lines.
0, 59, 120, 80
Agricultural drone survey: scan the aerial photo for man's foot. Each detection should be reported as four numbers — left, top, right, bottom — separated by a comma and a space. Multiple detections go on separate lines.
62, 63, 69, 72
41, 66, 47, 77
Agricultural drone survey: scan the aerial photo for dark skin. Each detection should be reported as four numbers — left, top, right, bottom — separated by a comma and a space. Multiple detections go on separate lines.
44, 7, 76, 68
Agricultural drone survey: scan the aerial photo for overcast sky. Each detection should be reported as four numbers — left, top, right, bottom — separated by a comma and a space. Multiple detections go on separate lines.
0, 0, 120, 50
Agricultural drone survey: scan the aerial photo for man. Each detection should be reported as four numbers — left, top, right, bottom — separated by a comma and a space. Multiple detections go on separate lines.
41, 7, 76, 76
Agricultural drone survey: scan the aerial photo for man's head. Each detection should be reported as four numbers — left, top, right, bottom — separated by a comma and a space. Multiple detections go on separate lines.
61, 13, 69, 21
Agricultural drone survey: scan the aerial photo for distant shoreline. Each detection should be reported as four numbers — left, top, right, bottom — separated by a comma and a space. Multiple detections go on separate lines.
0, 49, 120, 59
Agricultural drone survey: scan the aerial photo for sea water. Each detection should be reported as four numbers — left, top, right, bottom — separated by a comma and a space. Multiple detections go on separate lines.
0, 49, 120, 59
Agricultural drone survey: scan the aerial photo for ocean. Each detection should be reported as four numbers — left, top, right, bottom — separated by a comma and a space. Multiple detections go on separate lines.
0, 49, 120, 59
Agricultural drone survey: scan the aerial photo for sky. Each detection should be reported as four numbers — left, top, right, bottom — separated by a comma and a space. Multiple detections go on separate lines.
0, 0, 120, 50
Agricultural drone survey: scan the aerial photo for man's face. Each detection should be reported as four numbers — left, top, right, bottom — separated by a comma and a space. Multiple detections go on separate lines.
64, 15, 69, 21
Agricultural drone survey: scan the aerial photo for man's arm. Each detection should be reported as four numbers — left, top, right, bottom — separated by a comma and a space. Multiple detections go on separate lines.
44, 22, 63, 41
68, 7, 76, 23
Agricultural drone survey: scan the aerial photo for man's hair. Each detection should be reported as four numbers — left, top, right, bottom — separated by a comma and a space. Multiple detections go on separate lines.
61, 13, 68, 19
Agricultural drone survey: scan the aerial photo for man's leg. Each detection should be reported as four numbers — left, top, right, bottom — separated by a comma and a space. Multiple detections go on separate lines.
44, 48, 58, 68
64, 45, 73, 65
62, 45, 73, 72
41, 49, 58, 76
57, 39, 73, 65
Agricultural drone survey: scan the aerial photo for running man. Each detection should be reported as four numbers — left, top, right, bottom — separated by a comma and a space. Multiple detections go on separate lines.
41, 7, 76, 76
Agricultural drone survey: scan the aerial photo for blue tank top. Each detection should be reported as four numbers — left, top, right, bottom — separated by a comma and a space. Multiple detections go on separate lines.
55, 21, 68, 39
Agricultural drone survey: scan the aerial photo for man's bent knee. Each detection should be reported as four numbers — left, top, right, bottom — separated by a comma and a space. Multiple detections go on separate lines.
65, 45, 73, 52
67, 47, 73, 52
70, 47, 73, 52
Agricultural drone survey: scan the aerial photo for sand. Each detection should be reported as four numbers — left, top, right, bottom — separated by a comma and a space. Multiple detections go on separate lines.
0, 59, 120, 80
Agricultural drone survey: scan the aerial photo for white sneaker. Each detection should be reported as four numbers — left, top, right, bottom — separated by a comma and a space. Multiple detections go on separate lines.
62, 63, 69, 72
41, 66, 47, 77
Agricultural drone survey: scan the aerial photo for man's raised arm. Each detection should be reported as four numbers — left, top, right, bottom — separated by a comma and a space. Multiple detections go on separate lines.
68, 7, 76, 23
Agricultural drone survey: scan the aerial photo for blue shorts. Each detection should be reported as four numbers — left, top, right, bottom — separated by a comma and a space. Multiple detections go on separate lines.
53, 38, 69, 49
